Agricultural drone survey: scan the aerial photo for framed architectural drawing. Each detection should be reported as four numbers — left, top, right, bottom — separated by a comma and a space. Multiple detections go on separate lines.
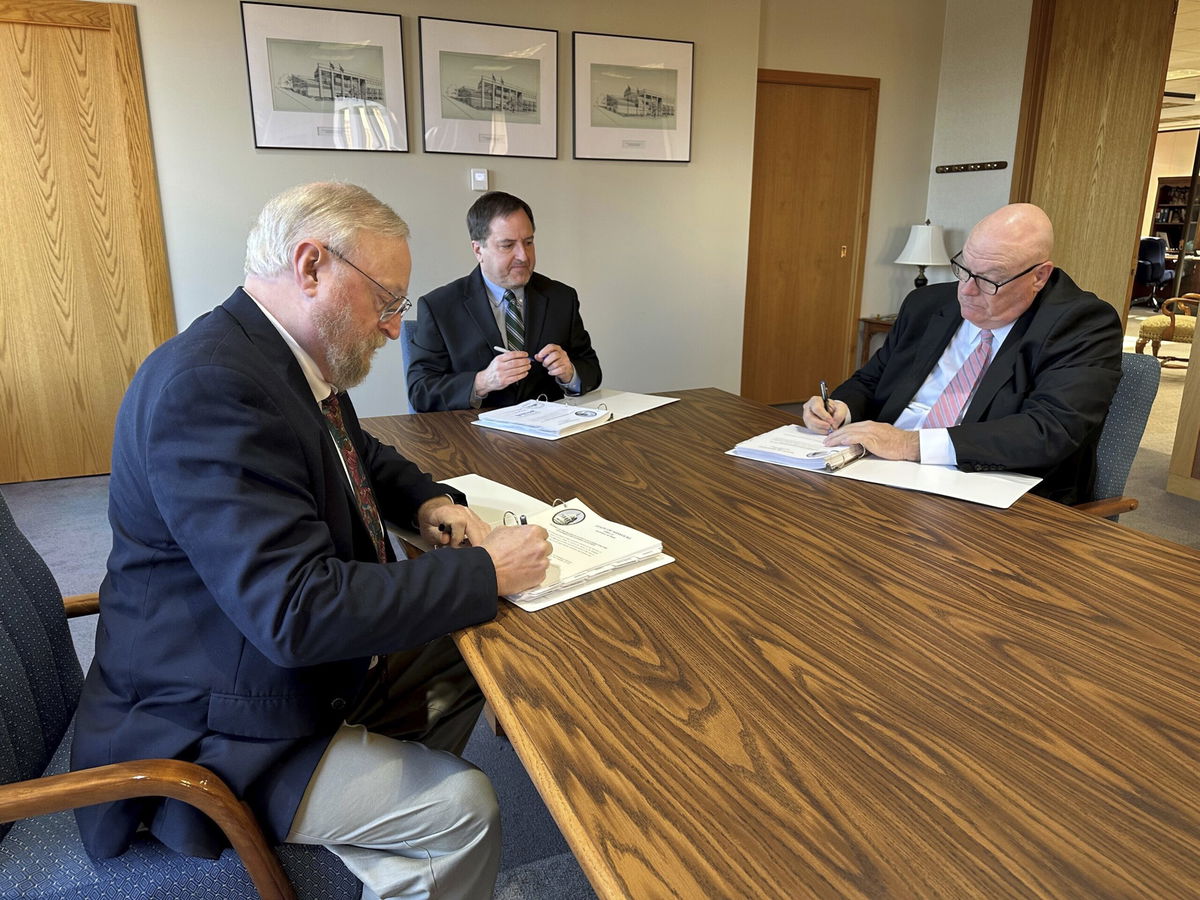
241, 2, 407, 151
573, 32, 693, 162
419, 17, 557, 158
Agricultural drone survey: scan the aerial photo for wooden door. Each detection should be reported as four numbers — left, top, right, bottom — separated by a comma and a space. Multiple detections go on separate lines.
0, 1, 174, 483
741, 71, 877, 405
1012, 0, 1175, 312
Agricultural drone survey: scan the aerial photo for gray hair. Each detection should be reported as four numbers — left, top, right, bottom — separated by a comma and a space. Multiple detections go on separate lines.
244, 182, 410, 278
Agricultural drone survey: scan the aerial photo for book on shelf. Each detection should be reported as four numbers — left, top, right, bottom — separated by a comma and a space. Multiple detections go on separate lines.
474, 398, 612, 439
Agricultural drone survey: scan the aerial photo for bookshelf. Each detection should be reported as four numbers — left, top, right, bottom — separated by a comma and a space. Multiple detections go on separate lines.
1152, 176, 1192, 248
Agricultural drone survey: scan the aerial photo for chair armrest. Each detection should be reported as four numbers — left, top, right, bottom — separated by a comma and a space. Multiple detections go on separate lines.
1073, 497, 1138, 517
63, 594, 100, 618
0, 759, 295, 900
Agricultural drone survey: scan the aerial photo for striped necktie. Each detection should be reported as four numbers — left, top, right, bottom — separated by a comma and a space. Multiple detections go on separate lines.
503, 289, 525, 351
320, 392, 387, 563
923, 330, 994, 428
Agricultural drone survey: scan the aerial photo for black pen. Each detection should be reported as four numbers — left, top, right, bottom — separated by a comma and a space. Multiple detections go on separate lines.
819, 380, 832, 415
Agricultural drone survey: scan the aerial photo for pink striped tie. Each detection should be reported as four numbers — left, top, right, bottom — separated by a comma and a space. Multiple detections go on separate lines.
924, 330, 994, 428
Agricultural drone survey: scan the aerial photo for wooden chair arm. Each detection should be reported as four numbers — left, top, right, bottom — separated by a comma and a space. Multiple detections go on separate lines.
1073, 497, 1138, 517
63, 593, 100, 618
0, 760, 295, 900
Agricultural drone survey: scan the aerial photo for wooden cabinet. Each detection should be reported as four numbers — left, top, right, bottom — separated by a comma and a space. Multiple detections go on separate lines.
1152, 176, 1193, 248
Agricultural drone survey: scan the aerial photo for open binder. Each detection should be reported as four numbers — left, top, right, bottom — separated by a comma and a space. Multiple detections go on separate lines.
395, 474, 673, 612
730, 425, 866, 471
474, 399, 612, 439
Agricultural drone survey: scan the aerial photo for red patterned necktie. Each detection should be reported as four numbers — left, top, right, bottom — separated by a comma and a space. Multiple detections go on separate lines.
923, 329, 994, 428
320, 392, 387, 563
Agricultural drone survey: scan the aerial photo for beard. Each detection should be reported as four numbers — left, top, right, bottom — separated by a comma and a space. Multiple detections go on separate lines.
312, 290, 386, 390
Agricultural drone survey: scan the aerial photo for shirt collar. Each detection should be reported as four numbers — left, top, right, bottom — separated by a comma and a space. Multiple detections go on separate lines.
960, 317, 1016, 348
481, 272, 524, 308
244, 289, 336, 403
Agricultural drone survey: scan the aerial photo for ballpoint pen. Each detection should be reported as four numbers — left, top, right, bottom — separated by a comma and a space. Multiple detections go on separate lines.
819, 380, 832, 415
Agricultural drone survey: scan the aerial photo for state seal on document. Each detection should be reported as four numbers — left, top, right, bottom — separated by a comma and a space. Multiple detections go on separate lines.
552, 509, 586, 526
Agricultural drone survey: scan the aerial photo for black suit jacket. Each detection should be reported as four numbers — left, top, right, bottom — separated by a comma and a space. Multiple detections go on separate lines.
72, 289, 498, 860
408, 266, 601, 411
832, 269, 1123, 504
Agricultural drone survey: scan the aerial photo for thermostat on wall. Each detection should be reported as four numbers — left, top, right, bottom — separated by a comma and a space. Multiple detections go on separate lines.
470, 168, 489, 191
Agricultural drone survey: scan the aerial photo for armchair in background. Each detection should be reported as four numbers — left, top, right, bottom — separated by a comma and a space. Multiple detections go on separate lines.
1135, 294, 1197, 367
1131, 236, 1176, 310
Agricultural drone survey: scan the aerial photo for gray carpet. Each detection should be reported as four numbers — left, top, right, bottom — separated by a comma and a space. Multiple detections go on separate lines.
0, 478, 595, 899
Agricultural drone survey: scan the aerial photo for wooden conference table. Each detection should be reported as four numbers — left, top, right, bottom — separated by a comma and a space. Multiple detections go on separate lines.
365, 389, 1200, 899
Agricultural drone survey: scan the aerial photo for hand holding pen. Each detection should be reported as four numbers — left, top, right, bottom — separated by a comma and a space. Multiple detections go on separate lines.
474, 345, 532, 397
801, 380, 848, 434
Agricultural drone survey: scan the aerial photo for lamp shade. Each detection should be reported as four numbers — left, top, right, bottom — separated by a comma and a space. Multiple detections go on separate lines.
895, 223, 952, 267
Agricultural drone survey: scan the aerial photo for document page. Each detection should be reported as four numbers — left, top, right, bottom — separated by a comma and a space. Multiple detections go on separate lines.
556, 389, 679, 420
508, 499, 664, 605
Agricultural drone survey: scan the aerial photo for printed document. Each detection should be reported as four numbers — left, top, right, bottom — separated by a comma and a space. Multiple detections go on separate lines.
474, 399, 612, 439
727, 426, 1041, 509
393, 474, 673, 611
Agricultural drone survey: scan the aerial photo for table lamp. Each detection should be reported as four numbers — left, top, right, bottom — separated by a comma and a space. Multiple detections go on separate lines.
895, 220, 951, 288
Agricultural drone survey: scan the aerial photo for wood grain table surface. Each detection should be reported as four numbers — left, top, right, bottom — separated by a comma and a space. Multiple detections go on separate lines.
364, 388, 1200, 899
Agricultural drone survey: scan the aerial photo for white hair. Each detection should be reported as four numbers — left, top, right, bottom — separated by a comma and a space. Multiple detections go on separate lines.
244, 182, 410, 278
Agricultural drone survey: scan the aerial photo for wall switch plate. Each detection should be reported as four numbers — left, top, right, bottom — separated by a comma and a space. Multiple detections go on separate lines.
470, 168, 489, 191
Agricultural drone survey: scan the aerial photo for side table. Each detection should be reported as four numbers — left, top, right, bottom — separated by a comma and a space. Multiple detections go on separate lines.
859, 314, 897, 366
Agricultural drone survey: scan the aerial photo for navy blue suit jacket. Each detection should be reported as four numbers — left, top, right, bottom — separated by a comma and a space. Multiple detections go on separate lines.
407, 266, 601, 411
72, 289, 498, 859
832, 269, 1123, 505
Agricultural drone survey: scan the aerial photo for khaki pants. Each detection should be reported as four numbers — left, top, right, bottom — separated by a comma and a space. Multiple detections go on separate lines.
285, 636, 499, 900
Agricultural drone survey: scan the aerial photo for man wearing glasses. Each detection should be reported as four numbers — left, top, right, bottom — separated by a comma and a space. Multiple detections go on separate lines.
72, 182, 552, 899
802, 203, 1122, 505
407, 190, 602, 411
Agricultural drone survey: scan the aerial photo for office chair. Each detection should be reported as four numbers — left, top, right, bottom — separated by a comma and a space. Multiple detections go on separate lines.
400, 317, 420, 413
1131, 237, 1175, 310
0, 493, 361, 899
1073, 352, 1160, 521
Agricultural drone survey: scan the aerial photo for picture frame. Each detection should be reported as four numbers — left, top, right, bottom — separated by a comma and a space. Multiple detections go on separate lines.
419, 17, 558, 159
241, 2, 407, 152
573, 32, 694, 163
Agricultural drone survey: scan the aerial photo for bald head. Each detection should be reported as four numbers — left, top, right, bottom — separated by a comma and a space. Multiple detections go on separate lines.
955, 203, 1055, 329
965, 203, 1054, 268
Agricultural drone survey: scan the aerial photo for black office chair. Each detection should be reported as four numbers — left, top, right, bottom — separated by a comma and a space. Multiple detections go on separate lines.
1131, 237, 1175, 310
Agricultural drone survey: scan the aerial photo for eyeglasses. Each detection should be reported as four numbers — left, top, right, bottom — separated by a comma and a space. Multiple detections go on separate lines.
326, 245, 411, 321
950, 252, 1047, 296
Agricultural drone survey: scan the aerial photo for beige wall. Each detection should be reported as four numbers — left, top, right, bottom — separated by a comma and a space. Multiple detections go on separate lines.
1142, 129, 1199, 238
925, 0, 1032, 281
117, 0, 1005, 412
129, 0, 760, 416
757, 0, 949, 315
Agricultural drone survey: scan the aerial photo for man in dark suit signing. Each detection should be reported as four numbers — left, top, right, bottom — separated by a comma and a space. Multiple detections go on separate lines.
407, 191, 601, 411
71, 182, 551, 899
802, 203, 1123, 505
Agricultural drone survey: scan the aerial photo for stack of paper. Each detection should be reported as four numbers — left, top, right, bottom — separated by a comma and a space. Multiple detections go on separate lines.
474, 399, 612, 438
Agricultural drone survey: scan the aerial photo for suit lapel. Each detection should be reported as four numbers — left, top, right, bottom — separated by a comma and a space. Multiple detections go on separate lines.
522, 278, 547, 353
879, 299, 961, 422
463, 267, 504, 349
